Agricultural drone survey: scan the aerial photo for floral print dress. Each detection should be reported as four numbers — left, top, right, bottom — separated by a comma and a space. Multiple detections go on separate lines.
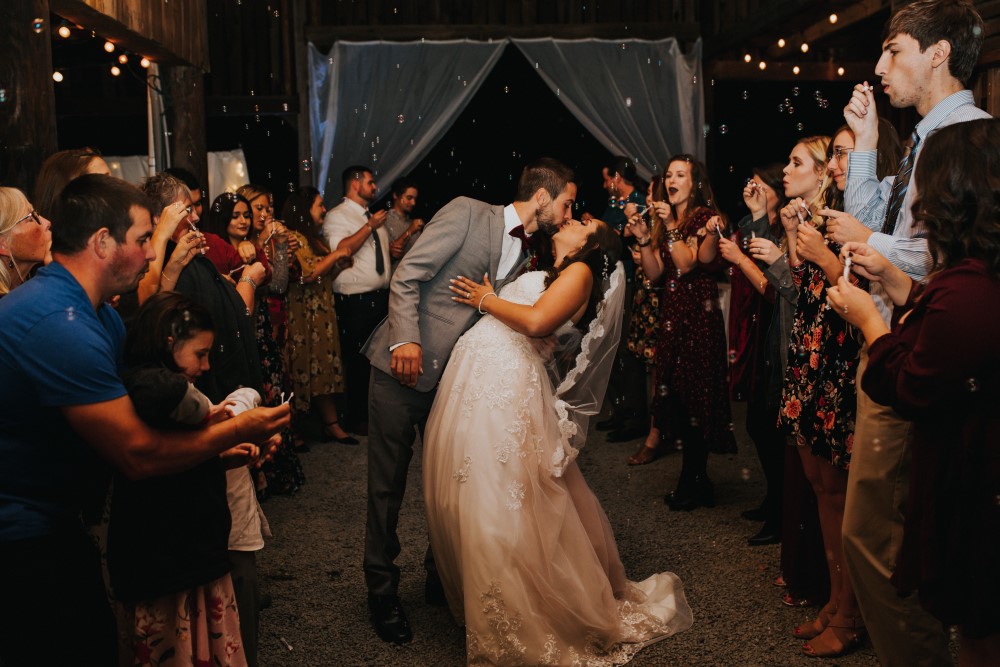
778, 246, 862, 469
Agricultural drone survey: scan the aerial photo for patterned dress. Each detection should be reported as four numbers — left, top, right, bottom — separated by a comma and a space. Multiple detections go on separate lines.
287, 231, 346, 416
626, 265, 661, 367
652, 208, 736, 454
778, 245, 862, 470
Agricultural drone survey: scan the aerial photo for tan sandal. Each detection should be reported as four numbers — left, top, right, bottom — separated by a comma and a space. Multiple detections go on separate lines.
802, 617, 866, 658
791, 605, 836, 640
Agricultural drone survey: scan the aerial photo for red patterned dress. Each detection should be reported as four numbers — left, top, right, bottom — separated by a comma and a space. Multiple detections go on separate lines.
652, 207, 736, 454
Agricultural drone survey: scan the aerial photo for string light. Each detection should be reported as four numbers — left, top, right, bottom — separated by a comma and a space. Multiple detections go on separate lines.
110, 65, 121, 76
777, 38, 786, 48
830, 14, 839, 24
57, 25, 71, 39
103, 41, 115, 53
800, 43, 810, 53
118, 54, 128, 64
758, 61, 767, 70
140, 57, 151, 68
793, 65, 801, 75
744, 53, 752, 63
52, 71, 64, 82
837, 66, 846, 76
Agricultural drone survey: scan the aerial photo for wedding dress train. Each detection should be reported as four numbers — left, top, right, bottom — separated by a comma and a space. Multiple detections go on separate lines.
424, 271, 693, 666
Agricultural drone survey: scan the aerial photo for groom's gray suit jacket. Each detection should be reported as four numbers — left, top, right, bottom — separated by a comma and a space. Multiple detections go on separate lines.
363, 196, 511, 393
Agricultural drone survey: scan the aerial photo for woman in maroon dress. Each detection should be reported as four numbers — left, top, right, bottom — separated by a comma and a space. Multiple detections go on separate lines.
829, 118, 1000, 666
626, 155, 735, 510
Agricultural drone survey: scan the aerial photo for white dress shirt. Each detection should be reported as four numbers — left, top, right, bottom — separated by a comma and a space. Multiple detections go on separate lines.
498, 204, 530, 279
322, 198, 392, 294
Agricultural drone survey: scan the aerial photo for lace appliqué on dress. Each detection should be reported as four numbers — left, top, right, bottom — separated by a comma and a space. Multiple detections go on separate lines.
468, 583, 527, 666
505, 481, 525, 511
453, 456, 471, 483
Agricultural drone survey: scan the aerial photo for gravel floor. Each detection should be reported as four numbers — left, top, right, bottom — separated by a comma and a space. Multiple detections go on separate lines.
256, 403, 885, 666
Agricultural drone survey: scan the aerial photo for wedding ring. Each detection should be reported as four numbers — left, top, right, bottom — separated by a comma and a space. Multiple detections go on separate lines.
466, 291, 471, 299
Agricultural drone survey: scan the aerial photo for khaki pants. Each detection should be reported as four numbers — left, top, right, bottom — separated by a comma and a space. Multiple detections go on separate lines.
842, 348, 950, 667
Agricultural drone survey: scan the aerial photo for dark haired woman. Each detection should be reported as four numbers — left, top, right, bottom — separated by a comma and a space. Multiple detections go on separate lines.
33, 147, 110, 220
718, 164, 792, 544
110, 291, 253, 667
426, 218, 692, 664
281, 187, 356, 443
627, 155, 736, 509
829, 118, 1000, 667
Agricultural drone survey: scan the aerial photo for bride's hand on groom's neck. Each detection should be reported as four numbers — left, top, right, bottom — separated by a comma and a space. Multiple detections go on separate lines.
391, 343, 423, 387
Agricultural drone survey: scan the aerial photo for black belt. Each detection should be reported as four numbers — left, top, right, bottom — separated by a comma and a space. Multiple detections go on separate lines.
335, 289, 388, 302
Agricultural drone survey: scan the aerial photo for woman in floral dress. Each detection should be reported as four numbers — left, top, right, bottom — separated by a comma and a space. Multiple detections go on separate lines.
281, 187, 356, 444
626, 155, 736, 509
776, 135, 865, 658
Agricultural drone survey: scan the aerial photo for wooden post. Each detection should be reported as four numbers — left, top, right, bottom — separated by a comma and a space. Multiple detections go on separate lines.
0, 0, 58, 193
162, 64, 208, 192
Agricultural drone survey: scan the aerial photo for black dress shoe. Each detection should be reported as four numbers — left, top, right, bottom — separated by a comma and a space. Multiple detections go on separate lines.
368, 594, 412, 644
665, 476, 715, 511
595, 417, 623, 432
606, 425, 646, 443
740, 507, 767, 522
425, 572, 447, 607
747, 525, 780, 546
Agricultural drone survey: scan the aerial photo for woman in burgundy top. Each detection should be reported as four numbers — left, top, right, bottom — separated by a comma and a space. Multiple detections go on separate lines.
627, 155, 736, 511
829, 118, 1000, 665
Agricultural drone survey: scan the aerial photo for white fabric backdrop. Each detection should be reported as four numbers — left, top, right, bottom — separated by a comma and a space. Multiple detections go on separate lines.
307, 38, 704, 199
104, 149, 250, 202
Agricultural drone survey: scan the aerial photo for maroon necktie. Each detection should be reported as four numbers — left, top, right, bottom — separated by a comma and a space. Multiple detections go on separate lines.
509, 225, 531, 256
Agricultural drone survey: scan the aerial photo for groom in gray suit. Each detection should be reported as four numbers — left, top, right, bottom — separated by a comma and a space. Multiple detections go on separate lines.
361, 158, 577, 643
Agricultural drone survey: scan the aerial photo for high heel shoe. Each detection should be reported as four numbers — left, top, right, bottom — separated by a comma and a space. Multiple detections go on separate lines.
792, 605, 835, 639
323, 420, 359, 445
802, 617, 866, 658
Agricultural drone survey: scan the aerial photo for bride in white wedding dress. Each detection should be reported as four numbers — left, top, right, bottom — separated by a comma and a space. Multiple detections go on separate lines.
424, 218, 693, 666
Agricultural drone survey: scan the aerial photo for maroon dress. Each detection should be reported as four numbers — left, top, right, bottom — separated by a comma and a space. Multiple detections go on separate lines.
864, 258, 1000, 638
652, 207, 736, 454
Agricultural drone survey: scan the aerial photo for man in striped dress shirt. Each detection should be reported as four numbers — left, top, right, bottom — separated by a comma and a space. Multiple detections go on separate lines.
824, 2, 991, 665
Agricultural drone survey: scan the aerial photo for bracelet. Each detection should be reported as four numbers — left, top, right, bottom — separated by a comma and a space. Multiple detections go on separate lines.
664, 228, 684, 243
636, 237, 652, 248
240, 276, 259, 290
478, 292, 496, 314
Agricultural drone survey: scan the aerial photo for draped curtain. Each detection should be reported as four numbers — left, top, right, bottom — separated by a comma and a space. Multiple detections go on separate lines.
307, 37, 703, 199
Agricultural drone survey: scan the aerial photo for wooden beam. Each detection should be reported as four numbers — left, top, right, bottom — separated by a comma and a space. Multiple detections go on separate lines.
0, 0, 58, 193
163, 64, 207, 188
703, 0, 816, 59
305, 22, 701, 48
709, 59, 877, 82
764, 0, 891, 58
50, 0, 209, 70
292, 0, 312, 185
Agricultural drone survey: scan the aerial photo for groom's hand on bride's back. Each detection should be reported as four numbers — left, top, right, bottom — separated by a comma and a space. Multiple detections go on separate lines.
391, 343, 423, 387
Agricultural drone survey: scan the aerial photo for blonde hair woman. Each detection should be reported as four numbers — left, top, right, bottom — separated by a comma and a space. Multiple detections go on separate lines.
0, 187, 52, 296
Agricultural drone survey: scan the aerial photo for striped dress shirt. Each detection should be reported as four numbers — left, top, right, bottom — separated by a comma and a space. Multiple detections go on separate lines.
843, 89, 991, 323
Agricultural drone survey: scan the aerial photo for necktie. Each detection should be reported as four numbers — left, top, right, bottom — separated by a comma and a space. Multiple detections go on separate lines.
881, 129, 920, 236
365, 210, 385, 275
508, 225, 531, 256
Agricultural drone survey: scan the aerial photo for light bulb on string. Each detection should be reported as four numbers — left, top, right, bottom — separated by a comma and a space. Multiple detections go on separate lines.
777, 38, 786, 48
829, 14, 838, 24
118, 54, 128, 64
140, 57, 151, 68
110, 65, 121, 77
801, 43, 809, 53
758, 61, 767, 71
104, 41, 115, 53
837, 67, 846, 76
52, 71, 64, 82
793, 65, 801, 75
58, 25, 71, 39
744, 53, 752, 63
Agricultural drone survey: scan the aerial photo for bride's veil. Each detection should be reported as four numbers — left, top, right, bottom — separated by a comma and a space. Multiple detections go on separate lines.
547, 261, 626, 476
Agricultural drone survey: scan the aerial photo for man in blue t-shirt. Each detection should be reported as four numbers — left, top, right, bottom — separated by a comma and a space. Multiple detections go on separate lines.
0, 175, 290, 667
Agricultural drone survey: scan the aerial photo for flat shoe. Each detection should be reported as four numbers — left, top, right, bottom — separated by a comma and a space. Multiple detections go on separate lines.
627, 444, 666, 466
802, 621, 866, 658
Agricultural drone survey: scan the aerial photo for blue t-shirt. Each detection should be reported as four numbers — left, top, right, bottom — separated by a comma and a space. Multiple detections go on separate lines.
0, 262, 127, 541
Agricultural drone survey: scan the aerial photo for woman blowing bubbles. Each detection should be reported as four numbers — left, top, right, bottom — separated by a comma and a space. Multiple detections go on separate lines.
828, 118, 1000, 666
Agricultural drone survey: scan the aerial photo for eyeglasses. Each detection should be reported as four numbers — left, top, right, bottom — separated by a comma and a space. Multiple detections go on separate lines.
828, 147, 854, 160
16, 210, 42, 226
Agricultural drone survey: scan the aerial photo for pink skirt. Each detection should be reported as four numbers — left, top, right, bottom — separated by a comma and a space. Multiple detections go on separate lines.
126, 573, 246, 667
